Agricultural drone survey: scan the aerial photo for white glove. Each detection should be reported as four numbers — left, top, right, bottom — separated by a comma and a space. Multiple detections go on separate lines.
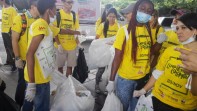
15, 59, 24, 69
106, 81, 115, 93
25, 83, 36, 102
58, 45, 64, 53
133, 88, 146, 97
157, 33, 167, 43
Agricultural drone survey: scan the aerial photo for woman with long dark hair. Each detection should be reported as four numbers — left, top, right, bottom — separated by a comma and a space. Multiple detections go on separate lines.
106, 0, 155, 110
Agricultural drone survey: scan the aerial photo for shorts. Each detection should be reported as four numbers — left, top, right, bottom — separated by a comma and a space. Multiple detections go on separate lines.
56, 49, 77, 67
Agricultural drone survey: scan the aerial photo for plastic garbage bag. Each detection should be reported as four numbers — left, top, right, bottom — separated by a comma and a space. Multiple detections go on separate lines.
101, 92, 123, 111
135, 94, 153, 111
87, 37, 115, 70
0, 91, 20, 111
50, 76, 94, 111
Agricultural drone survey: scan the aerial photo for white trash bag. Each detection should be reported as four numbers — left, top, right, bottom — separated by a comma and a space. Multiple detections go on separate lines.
50, 76, 94, 111
135, 94, 153, 111
88, 37, 115, 70
101, 92, 123, 111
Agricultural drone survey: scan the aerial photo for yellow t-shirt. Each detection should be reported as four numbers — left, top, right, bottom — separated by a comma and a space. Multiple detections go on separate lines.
11, 12, 36, 60
113, 25, 156, 80
153, 46, 197, 110
95, 17, 102, 31
24, 18, 60, 84
53, 9, 79, 50
96, 22, 120, 38
160, 30, 180, 54
2, 6, 17, 33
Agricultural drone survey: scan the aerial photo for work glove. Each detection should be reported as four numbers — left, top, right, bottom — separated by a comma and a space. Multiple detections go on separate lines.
157, 33, 167, 44
0, 79, 6, 92
58, 45, 64, 53
133, 88, 146, 97
106, 81, 115, 93
25, 83, 36, 102
15, 59, 24, 69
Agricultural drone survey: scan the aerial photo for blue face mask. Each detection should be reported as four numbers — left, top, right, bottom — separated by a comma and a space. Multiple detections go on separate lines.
136, 11, 151, 23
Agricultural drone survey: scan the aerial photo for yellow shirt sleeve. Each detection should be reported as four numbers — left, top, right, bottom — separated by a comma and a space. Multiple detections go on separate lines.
12, 7, 17, 18
49, 25, 60, 37
96, 23, 103, 37
31, 23, 48, 37
95, 17, 101, 30
113, 26, 126, 50
11, 15, 22, 33
156, 46, 172, 71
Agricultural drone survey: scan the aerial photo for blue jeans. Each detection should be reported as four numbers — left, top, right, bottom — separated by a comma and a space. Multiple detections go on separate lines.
23, 82, 50, 111
116, 75, 138, 111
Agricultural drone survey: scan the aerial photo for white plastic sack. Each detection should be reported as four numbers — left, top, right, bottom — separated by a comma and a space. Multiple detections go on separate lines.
50, 76, 94, 111
88, 37, 115, 70
135, 95, 153, 111
101, 92, 123, 111
50, 70, 67, 94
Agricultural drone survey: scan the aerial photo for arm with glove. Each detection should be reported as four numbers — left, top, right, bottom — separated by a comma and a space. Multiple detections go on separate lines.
106, 48, 123, 93
133, 70, 163, 97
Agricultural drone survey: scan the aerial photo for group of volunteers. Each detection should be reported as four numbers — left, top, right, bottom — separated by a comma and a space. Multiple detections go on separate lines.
0, 0, 197, 110
0, 0, 85, 110
93, 0, 197, 111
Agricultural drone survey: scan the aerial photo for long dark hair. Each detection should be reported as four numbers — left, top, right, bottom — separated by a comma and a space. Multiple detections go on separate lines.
127, 0, 154, 63
151, 9, 159, 28
101, 4, 113, 23
103, 8, 117, 37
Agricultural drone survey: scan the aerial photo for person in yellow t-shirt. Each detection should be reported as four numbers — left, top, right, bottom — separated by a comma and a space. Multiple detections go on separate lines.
95, 4, 113, 31
134, 13, 197, 111
53, 0, 81, 76
24, 0, 59, 110
95, 7, 120, 93
0, 0, 17, 71
105, 0, 155, 111
11, 0, 39, 109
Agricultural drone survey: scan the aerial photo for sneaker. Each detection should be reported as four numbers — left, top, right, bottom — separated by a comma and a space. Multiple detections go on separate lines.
95, 84, 101, 93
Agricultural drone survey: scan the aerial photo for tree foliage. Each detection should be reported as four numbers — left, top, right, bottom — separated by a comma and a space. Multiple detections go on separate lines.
101, 0, 197, 16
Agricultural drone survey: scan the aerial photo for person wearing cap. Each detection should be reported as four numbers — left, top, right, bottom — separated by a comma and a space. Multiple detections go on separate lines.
120, 3, 135, 22
95, 4, 113, 31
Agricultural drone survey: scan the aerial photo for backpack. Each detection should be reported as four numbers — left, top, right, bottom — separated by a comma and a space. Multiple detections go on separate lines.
73, 48, 89, 83
56, 10, 76, 28
20, 13, 27, 37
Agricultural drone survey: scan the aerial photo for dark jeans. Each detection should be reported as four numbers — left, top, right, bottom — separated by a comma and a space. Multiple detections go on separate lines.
15, 64, 27, 108
2, 33, 15, 66
23, 82, 50, 111
152, 96, 196, 111
95, 67, 105, 85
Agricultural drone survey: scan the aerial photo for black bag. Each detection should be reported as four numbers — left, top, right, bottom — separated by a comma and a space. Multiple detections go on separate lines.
73, 48, 89, 83
0, 91, 20, 111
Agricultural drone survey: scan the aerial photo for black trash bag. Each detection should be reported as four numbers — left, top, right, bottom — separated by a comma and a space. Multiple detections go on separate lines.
0, 91, 20, 111
73, 48, 89, 83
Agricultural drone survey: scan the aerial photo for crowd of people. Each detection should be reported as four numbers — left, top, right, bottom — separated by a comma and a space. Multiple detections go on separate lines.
0, 0, 197, 110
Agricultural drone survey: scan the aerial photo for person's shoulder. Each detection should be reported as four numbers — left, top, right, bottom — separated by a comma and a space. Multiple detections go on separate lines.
31, 19, 48, 30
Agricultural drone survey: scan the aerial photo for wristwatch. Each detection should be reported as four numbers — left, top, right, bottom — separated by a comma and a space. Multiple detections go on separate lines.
15, 56, 20, 60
